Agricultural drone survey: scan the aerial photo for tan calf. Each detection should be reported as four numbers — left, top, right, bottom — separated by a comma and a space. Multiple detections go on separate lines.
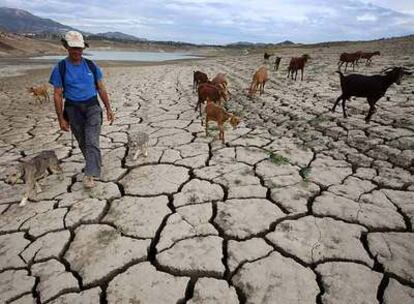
205, 99, 240, 143
211, 72, 228, 89
248, 66, 268, 96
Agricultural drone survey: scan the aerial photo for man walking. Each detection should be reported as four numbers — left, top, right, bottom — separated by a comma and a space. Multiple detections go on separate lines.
49, 31, 115, 188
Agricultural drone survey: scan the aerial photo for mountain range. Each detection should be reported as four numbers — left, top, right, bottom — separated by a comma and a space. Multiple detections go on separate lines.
0, 7, 75, 34
0, 7, 150, 41
0, 7, 293, 46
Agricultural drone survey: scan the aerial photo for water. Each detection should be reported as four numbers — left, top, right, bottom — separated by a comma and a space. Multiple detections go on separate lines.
31, 50, 201, 62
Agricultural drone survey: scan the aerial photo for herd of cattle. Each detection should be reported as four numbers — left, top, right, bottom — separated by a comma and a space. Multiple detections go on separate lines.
193, 50, 412, 142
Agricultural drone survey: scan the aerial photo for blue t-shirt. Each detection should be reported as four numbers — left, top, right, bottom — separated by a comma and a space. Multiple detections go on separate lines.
49, 58, 103, 102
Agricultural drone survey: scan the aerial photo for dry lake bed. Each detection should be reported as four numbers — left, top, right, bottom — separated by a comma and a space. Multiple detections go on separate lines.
1, 41, 414, 303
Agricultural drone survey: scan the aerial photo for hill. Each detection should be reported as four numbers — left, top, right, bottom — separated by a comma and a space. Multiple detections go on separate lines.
0, 7, 75, 34
92, 32, 147, 42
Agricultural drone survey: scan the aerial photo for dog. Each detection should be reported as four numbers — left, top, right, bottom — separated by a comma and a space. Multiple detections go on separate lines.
128, 132, 149, 160
5, 150, 63, 206
28, 85, 50, 104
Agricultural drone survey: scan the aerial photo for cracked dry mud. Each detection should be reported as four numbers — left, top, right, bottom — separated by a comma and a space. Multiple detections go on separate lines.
1, 43, 414, 303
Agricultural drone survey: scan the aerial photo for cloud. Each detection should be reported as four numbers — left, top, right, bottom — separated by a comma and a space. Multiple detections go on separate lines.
0, 0, 413, 44
356, 13, 378, 21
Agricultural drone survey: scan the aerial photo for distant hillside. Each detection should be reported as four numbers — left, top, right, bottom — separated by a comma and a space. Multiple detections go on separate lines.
226, 40, 295, 48
0, 31, 63, 57
277, 40, 294, 45
0, 7, 75, 34
92, 31, 147, 42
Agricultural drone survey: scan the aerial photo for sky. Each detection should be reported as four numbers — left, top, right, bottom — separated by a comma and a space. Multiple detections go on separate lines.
1, 0, 413, 44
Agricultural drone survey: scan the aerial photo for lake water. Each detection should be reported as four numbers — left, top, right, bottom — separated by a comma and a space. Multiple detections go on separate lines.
31, 50, 201, 62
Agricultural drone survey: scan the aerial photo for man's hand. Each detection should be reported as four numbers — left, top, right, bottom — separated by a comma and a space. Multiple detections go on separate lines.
59, 118, 70, 131
106, 109, 115, 125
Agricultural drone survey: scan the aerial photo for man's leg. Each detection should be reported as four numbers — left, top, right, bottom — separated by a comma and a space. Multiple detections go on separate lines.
84, 104, 102, 178
66, 106, 86, 157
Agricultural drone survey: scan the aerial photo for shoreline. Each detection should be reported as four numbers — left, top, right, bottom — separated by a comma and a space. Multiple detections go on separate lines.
0, 55, 211, 80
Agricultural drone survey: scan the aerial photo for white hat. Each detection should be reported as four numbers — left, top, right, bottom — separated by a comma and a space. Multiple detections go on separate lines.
64, 31, 85, 48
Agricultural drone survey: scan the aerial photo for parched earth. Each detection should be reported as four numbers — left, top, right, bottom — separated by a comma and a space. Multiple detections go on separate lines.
0, 48, 414, 304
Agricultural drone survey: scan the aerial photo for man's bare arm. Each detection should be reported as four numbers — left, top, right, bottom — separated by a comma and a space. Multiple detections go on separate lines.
53, 87, 69, 131
97, 80, 114, 123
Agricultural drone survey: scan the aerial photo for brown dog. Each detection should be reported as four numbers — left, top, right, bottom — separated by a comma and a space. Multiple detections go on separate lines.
29, 85, 50, 104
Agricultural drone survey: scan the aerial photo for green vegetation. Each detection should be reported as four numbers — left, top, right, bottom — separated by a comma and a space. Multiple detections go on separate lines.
308, 115, 329, 125
299, 167, 312, 181
268, 152, 290, 165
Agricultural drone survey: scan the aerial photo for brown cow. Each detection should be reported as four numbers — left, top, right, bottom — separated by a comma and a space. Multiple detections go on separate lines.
211, 72, 228, 89
263, 52, 273, 63
287, 54, 310, 81
273, 57, 281, 71
193, 70, 209, 92
249, 66, 268, 96
360, 51, 380, 66
195, 83, 229, 118
338, 52, 361, 71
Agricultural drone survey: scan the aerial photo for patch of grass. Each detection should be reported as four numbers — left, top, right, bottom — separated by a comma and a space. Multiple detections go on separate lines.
308, 115, 330, 125
299, 167, 312, 181
187, 193, 199, 204
269, 152, 290, 165
208, 124, 228, 132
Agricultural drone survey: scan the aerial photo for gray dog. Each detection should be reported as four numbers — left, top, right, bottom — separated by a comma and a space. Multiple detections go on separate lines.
128, 132, 149, 160
5, 150, 63, 206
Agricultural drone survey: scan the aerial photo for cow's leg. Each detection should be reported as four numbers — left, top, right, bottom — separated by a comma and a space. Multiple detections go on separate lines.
195, 99, 200, 112
301, 68, 304, 81
205, 117, 209, 137
219, 124, 225, 144
332, 95, 343, 113
200, 100, 204, 125
365, 96, 380, 123
342, 97, 350, 118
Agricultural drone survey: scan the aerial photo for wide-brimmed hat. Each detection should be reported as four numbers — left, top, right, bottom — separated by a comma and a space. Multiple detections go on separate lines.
62, 31, 88, 48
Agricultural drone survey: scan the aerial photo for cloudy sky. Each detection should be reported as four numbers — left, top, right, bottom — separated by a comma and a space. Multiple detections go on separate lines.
1, 0, 413, 44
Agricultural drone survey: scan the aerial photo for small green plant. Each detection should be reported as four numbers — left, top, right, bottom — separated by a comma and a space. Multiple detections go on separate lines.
269, 152, 289, 165
299, 167, 312, 181
187, 193, 199, 204
208, 124, 228, 132
309, 115, 329, 125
